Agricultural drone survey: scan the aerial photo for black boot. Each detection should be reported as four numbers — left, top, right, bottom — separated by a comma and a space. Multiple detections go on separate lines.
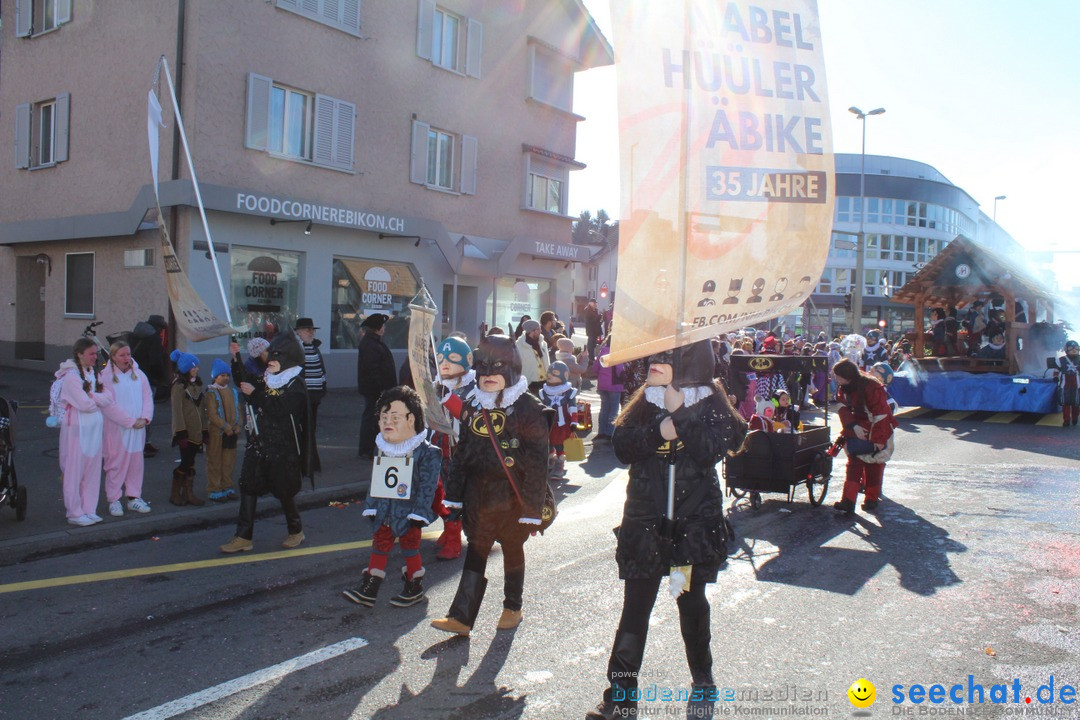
389, 567, 426, 607
585, 631, 646, 719
679, 603, 715, 690
234, 493, 258, 541
431, 569, 487, 636
279, 495, 303, 535
343, 569, 384, 607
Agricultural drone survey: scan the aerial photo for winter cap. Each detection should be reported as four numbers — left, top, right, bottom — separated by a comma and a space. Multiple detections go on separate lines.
473, 335, 522, 385
866, 329, 881, 342
871, 362, 894, 384
521, 319, 541, 333
147, 315, 168, 330
556, 337, 575, 352
1066, 340, 1079, 353
762, 336, 779, 352
170, 349, 199, 374
211, 358, 232, 380
247, 337, 270, 359
547, 361, 570, 384
437, 336, 473, 375
267, 332, 305, 373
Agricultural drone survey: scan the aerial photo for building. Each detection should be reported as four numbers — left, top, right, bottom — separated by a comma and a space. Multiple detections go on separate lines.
0, 0, 612, 385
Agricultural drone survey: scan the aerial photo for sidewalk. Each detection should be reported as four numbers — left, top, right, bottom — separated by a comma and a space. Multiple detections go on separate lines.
0, 365, 609, 565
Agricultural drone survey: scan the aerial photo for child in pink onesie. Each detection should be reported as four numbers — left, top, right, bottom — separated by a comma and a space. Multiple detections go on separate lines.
57, 338, 113, 526
101, 341, 154, 517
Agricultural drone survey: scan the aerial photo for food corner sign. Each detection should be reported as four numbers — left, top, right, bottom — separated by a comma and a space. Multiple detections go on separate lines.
235, 191, 406, 234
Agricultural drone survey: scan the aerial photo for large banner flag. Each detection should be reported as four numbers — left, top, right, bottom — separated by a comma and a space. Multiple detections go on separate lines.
148, 61, 236, 342
407, 304, 455, 437
604, 0, 834, 365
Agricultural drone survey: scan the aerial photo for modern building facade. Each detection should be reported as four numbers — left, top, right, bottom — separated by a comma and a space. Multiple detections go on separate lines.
0, 0, 611, 384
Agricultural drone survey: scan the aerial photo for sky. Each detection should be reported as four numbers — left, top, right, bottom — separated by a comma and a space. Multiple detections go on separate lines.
570, 0, 1080, 290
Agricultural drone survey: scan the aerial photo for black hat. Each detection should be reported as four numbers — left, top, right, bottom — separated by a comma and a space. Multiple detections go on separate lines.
267, 332, 305, 373
473, 335, 522, 385
295, 317, 319, 330
361, 313, 389, 330
147, 315, 167, 330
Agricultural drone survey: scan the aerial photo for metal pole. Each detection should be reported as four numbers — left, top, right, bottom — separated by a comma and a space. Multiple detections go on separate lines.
852, 117, 867, 334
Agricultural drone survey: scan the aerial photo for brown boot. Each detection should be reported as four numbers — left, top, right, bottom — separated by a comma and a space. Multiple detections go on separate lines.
184, 470, 205, 506
170, 468, 187, 506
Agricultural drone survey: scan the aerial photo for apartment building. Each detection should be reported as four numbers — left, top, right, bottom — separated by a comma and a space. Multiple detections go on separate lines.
0, 0, 611, 384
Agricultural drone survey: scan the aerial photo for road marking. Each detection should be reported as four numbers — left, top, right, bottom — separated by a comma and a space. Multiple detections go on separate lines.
0, 531, 443, 595
894, 407, 931, 418
986, 412, 1021, 424
939, 410, 973, 421
1036, 413, 1065, 427
121, 636, 369, 720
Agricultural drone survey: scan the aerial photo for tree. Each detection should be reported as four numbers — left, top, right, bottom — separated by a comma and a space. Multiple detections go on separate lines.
571, 209, 617, 247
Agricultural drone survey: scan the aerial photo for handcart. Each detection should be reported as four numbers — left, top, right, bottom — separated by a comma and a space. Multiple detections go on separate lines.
0, 395, 27, 521
723, 354, 833, 510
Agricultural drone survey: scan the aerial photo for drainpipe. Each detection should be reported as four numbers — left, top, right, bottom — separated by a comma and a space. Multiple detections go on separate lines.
167, 0, 187, 353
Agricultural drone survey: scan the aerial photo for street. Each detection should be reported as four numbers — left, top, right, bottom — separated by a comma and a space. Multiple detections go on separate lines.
1, 405, 1078, 720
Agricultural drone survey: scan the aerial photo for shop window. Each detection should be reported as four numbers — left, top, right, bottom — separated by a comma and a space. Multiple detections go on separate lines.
275, 0, 361, 36
331, 258, 420, 351
65, 252, 94, 316
14, 0, 71, 37
15, 94, 69, 169
485, 277, 552, 332
416, 0, 482, 78
409, 119, 477, 194
229, 247, 302, 343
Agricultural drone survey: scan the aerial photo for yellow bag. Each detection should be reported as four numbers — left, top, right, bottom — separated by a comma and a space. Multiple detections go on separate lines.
563, 436, 586, 462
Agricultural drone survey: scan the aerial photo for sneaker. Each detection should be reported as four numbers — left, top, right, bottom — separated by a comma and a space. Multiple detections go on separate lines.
225, 488, 239, 501
208, 491, 229, 503
282, 531, 305, 549
109, 500, 124, 517
67, 514, 95, 527
87, 513, 103, 523
220, 536, 253, 553
127, 497, 152, 514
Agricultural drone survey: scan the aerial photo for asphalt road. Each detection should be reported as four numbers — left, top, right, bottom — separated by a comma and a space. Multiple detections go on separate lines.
1, 417, 1078, 720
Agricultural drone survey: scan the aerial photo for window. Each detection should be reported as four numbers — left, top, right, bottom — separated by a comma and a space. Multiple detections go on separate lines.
275, 0, 361, 37
836, 196, 850, 223
331, 258, 420, 350
15, 94, 69, 169
529, 42, 574, 113
124, 249, 155, 268
65, 252, 94, 316
409, 119, 477, 194
416, 0, 482, 78
524, 154, 570, 215
230, 247, 302, 343
245, 73, 355, 172
816, 271, 832, 294
15, 0, 71, 37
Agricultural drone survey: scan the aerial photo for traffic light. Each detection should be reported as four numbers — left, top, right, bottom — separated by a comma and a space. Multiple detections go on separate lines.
599, 282, 609, 300
844, 293, 852, 311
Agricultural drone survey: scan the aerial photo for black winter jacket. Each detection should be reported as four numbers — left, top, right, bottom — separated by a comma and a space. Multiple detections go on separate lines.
356, 332, 396, 397
611, 392, 741, 581
239, 373, 312, 499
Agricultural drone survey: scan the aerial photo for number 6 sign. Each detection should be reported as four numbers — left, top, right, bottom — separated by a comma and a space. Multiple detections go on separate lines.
370, 455, 413, 500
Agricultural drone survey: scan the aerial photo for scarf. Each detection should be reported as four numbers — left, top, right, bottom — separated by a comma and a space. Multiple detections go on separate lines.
376, 429, 427, 457
265, 365, 302, 390
470, 375, 529, 410
644, 385, 714, 410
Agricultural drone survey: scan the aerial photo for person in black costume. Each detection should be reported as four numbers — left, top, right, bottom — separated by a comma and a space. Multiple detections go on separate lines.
586, 340, 748, 720
431, 335, 553, 636
357, 314, 397, 458
220, 332, 313, 553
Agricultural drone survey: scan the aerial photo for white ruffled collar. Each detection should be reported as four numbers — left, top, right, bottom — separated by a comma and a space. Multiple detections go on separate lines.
645, 385, 714, 410
376, 429, 427, 457
865, 340, 882, 352
439, 369, 476, 390
265, 365, 302, 390
541, 382, 572, 397
470, 375, 529, 410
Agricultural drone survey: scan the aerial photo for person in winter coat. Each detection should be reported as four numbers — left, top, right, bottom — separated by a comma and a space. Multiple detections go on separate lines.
101, 341, 153, 516
583, 298, 604, 365
516, 319, 550, 395
295, 318, 326, 473
205, 359, 242, 502
539, 361, 579, 478
831, 358, 899, 514
1055, 340, 1080, 427
220, 332, 313, 552
431, 335, 476, 561
594, 336, 625, 442
57, 338, 114, 526
586, 340, 748, 720
861, 330, 888, 368
342, 386, 441, 608
431, 335, 553, 636
170, 349, 206, 507
554, 337, 591, 388
356, 314, 397, 458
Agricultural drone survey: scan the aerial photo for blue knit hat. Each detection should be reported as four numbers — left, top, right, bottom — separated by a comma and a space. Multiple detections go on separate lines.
170, 349, 199, 374
437, 337, 473, 376
547, 361, 570, 384
211, 358, 231, 380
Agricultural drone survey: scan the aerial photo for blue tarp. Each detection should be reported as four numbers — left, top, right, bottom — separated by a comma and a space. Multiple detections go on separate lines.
890, 371, 1058, 414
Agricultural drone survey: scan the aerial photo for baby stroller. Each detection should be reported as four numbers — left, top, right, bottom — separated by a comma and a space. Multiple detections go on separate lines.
0, 396, 27, 521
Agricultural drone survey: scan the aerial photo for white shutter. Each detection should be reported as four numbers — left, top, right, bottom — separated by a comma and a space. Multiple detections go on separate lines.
245, 73, 273, 151
301, 0, 319, 14
466, 18, 483, 79
277, 0, 299, 8
321, 0, 340, 24
312, 94, 336, 166
54, 93, 70, 163
57, 0, 72, 25
416, 0, 435, 60
15, 0, 32, 37
460, 134, 477, 195
410, 120, 430, 185
334, 99, 356, 170
15, 104, 31, 169
342, 0, 361, 34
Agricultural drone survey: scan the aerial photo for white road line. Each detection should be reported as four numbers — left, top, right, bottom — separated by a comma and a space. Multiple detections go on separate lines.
121, 636, 369, 720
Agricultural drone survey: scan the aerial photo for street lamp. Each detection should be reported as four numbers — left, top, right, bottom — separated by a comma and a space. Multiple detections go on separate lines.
848, 105, 885, 333
993, 194, 1006, 222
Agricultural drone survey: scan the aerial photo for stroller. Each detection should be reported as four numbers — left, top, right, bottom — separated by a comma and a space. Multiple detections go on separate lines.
0, 395, 27, 521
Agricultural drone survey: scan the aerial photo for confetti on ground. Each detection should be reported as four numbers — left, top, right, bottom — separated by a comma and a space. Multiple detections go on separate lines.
984, 647, 996, 657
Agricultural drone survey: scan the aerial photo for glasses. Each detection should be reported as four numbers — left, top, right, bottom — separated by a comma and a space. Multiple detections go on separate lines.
379, 411, 412, 424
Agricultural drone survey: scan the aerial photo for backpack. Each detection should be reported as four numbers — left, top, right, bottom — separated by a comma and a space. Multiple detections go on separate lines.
46, 378, 68, 428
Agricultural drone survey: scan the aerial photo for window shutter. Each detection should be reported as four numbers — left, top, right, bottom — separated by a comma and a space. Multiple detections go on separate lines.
466, 18, 483, 79
15, 104, 31, 169
320, 0, 340, 24
342, 0, 361, 34
460, 135, 477, 195
334, 99, 356, 170
15, 0, 32, 37
277, 0, 299, 8
313, 94, 336, 167
410, 120, 430, 184
301, 0, 319, 14
54, 93, 70, 163
57, 0, 73, 25
245, 73, 272, 151
416, 0, 435, 60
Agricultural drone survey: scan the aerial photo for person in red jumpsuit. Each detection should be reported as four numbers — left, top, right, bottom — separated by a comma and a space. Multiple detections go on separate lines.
831, 358, 898, 514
